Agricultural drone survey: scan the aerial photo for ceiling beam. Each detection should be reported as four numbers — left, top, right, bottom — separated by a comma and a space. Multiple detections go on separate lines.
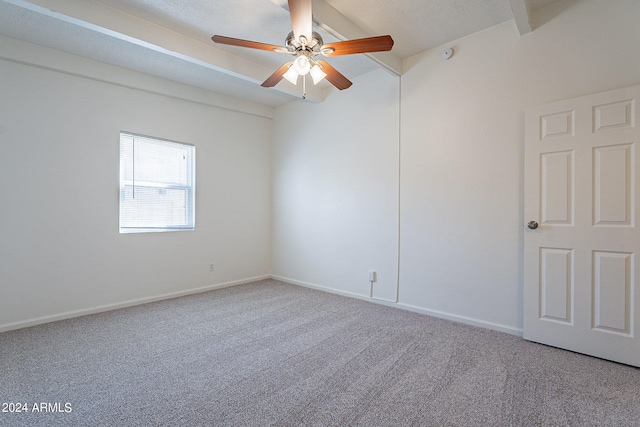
0, 35, 276, 118
3, 0, 324, 102
508, 0, 533, 35
272, 0, 402, 76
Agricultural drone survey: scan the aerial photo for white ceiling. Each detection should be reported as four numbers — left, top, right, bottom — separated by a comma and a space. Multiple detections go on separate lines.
0, 0, 564, 107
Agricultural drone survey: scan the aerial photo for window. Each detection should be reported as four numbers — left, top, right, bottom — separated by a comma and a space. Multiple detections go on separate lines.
119, 132, 195, 233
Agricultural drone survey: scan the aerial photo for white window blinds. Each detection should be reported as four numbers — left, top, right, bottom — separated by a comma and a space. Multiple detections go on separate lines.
119, 132, 195, 233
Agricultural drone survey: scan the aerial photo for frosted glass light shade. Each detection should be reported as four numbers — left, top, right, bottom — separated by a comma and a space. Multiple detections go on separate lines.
292, 56, 311, 75
309, 64, 327, 84
283, 66, 299, 84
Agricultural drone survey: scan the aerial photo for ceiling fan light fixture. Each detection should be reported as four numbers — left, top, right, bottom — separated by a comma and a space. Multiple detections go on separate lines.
283, 65, 299, 85
309, 63, 327, 84
292, 55, 311, 75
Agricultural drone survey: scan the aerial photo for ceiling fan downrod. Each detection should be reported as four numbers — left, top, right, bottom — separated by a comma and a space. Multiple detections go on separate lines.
302, 73, 306, 99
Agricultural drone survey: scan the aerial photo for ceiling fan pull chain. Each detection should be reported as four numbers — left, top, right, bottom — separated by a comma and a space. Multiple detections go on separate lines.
302, 73, 306, 99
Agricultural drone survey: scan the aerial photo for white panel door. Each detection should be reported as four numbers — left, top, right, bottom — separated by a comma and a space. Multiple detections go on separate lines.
524, 85, 640, 367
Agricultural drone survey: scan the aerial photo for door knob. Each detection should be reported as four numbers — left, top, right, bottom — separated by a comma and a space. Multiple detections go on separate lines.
527, 221, 539, 230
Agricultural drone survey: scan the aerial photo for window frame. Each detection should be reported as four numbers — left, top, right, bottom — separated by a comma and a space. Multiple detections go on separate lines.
119, 131, 196, 234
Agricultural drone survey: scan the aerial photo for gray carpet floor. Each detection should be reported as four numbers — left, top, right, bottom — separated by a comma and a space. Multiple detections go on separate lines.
1, 279, 639, 426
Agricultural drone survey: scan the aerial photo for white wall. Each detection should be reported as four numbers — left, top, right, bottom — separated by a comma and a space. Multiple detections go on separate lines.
0, 39, 272, 330
272, 69, 400, 300
4, 0, 640, 335
401, 0, 640, 333
272, 0, 640, 334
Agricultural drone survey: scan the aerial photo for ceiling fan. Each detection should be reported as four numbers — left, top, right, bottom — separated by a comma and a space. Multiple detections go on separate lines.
211, 0, 393, 93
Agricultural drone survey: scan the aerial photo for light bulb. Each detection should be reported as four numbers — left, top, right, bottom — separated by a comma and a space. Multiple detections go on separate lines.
292, 55, 311, 75
309, 64, 327, 85
283, 65, 299, 85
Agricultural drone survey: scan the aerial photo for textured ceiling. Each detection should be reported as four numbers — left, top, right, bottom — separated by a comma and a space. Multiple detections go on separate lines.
0, 0, 566, 107
93, 0, 377, 83
324, 0, 514, 59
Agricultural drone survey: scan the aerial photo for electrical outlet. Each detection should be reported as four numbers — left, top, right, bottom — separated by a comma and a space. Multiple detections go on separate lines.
209, 264, 215, 272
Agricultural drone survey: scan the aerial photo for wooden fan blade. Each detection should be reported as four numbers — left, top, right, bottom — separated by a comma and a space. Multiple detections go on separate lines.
322, 35, 394, 56
262, 62, 294, 87
212, 35, 285, 53
288, 0, 312, 43
316, 60, 352, 90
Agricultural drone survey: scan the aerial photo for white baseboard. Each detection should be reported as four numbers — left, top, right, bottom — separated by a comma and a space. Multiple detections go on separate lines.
0, 275, 270, 333
271, 275, 523, 337
394, 303, 523, 337
270, 275, 369, 301
2, 274, 523, 338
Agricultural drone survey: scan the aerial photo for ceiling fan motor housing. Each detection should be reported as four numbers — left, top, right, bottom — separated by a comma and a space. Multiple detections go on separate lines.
286, 31, 324, 53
